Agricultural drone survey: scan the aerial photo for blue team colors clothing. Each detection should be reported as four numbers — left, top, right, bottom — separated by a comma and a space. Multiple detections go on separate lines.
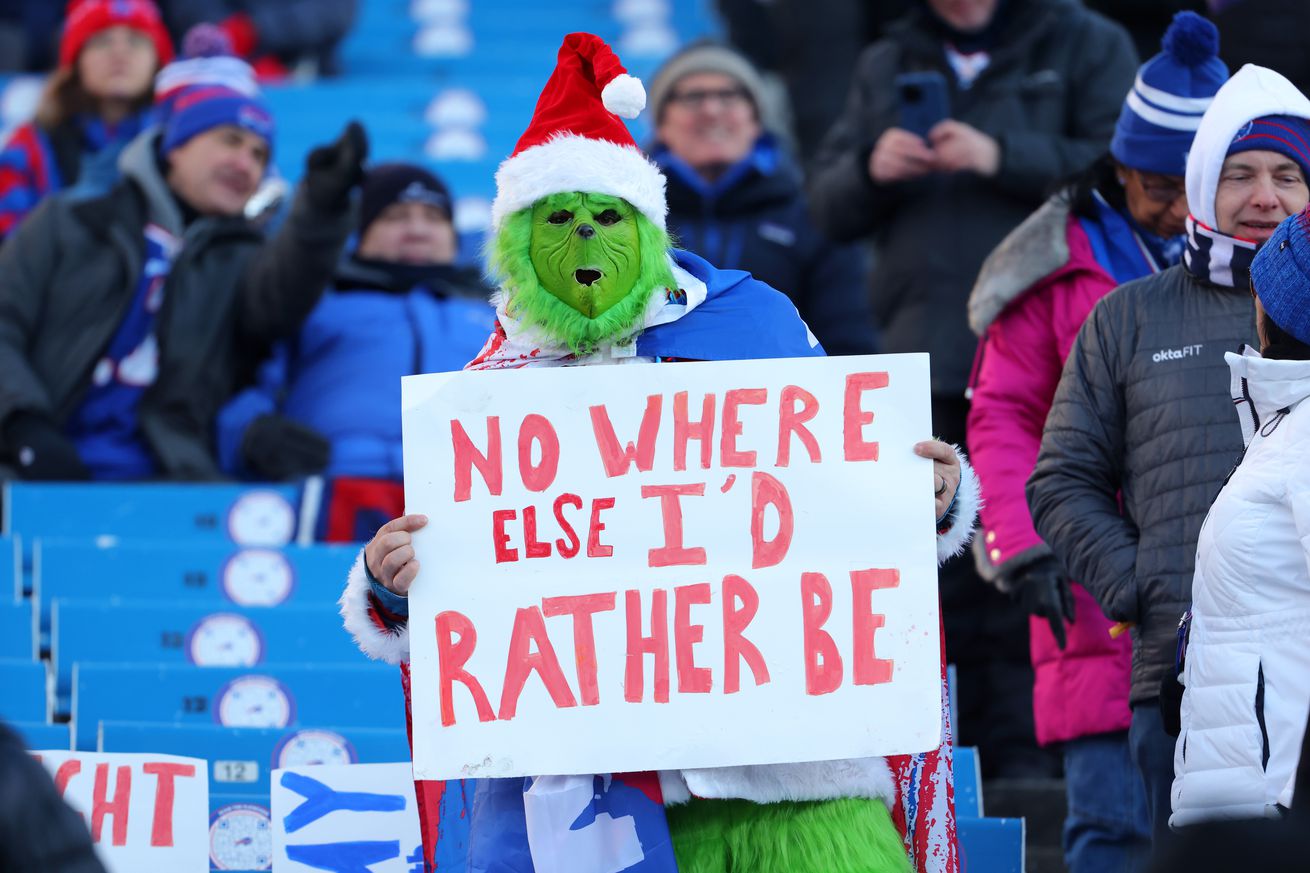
65, 222, 178, 479
217, 258, 494, 479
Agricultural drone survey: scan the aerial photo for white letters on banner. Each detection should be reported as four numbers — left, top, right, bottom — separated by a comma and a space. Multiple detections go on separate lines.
402, 353, 942, 780
31, 751, 208, 873
271, 763, 422, 873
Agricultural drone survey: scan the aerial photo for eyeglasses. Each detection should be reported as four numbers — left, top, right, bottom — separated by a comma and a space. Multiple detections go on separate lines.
1137, 174, 1186, 205
666, 86, 752, 110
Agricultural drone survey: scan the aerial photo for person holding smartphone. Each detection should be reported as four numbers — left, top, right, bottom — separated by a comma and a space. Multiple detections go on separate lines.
809, 0, 1138, 780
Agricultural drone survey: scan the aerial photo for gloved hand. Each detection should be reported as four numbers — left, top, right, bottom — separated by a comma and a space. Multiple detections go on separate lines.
303, 121, 368, 212
1005, 554, 1075, 650
3, 412, 90, 481
241, 415, 331, 480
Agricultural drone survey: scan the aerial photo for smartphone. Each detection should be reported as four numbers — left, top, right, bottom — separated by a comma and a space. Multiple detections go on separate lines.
894, 71, 949, 139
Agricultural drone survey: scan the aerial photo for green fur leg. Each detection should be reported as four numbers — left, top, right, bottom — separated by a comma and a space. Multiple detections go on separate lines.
667, 797, 912, 873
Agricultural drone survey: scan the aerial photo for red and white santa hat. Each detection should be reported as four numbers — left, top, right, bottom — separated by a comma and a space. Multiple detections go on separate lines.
491, 32, 666, 231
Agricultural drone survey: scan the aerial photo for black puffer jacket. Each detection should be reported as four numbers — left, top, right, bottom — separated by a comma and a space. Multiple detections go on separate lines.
807, 0, 1137, 393
1026, 264, 1255, 705
0, 129, 352, 479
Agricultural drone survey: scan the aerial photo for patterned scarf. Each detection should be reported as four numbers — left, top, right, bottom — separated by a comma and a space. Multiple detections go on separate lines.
1182, 215, 1259, 288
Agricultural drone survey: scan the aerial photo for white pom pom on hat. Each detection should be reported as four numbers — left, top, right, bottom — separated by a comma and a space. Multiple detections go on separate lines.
491, 33, 666, 231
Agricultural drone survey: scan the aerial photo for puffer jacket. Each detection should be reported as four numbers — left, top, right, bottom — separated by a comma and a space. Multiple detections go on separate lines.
1027, 263, 1255, 705
1171, 348, 1310, 827
807, 0, 1136, 394
967, 195, 1132, 745
216, 256, 495, 480
0, 127, 353, 479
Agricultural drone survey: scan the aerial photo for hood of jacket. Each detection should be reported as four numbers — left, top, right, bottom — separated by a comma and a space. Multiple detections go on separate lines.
967, 194, 1073, 335
1186, 65, 1310, 230
117, 126, 186, 237
332, 254, 494, 301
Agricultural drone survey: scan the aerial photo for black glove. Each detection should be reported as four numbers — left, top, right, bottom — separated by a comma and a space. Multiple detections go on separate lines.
241, 415, 331, 480
1007, 555, 1076, 650
303, 120, 368, 211
3, 412, 90, 481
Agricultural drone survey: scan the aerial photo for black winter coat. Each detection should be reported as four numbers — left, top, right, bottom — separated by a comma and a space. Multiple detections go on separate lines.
0, 722, 106, 873
808, 0, 1137, 394
0, 129, 352, 479
659, 143, 876, 356
1026, 264, 1256, 705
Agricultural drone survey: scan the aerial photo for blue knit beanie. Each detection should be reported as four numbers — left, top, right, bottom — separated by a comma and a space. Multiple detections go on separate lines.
1250, 208, 1310, 345
1228, 115, 1310, 183
162, 85, 274, 155
1111, 12, 1228, 177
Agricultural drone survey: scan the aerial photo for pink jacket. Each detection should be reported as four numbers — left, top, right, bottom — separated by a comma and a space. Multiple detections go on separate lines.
966, 197, 1132, 746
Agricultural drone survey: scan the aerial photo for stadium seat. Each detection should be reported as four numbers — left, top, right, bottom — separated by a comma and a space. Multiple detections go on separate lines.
956, 746, 982, 818
10, 720, 71, 751
0, 658, 49, 722
0, 601, 35, 660
51, 601, 364, 698
0, 535, 17, 600
958, 816, 1026, 873
72, 662, 402, 750
207, 793, 274, 873
33, 541, 354, 633
98, 721, 411, 798
3, 482, 306, 548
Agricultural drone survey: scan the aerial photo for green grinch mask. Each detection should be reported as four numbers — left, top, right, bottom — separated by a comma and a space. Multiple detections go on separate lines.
529, 193, 641, 318
489, 191, 677, 354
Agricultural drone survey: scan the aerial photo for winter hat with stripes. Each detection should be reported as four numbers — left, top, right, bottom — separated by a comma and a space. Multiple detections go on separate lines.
1111, 11, 1228, 177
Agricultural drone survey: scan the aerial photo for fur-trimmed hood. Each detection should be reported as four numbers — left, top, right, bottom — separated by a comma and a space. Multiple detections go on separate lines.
967, 195, 1071, 337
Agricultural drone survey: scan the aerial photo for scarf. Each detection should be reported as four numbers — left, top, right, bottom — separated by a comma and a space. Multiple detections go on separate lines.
1182, 215, 1259, 288
1080, 190, 1182, 285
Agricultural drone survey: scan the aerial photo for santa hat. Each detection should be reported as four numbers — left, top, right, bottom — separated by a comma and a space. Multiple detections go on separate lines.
491, 32, 666, 230
59, 0, 175, 70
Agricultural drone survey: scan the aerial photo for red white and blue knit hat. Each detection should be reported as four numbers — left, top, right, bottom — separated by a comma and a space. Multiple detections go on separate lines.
1110, 12, 1227, 177
162, 85, 274, 154
59, 0, 174, 69
154, 24, 260, 119
491, 32, 665, 230
1250, 208, 1310, 345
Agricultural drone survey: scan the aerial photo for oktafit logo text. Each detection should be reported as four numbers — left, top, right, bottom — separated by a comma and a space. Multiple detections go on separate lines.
1152, 344, 1203, 363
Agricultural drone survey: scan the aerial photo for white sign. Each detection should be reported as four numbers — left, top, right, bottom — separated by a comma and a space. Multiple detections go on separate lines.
271, 763, 422, 873
403, 354, 942, 780
32, 751, 208, 873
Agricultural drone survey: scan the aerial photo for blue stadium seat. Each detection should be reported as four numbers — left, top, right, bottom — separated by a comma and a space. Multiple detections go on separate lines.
3, 482, 306, 547
0, 535, 17, 600
99, 721, 411, 798
10, 720, 70, 750
958, 816, 1026, 873
0, 601, 35, 660
52, 601, 364, 697
207, 793, 274, 873
72, 662, 402, 750
0, 658, 48, 722
956, 746, 982, 818
34, 541, 354, 634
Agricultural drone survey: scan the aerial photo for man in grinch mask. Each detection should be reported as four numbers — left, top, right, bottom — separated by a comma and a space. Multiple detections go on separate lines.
340, 33, 980, 873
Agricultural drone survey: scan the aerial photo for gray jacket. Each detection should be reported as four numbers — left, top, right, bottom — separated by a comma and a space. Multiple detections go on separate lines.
807, 0, 1136, 394
0, 129, 352, 479
1026, 264, 1255, 704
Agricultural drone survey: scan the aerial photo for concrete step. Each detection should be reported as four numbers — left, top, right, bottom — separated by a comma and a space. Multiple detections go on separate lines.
982, 778, 1068, 873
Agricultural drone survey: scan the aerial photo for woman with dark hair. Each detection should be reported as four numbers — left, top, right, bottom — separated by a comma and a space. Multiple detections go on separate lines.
0, 0, 173, 237
1170, 205, 1310, 828
964, 12, 1228, 873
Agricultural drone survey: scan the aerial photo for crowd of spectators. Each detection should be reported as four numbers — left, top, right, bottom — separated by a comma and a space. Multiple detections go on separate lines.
2, 1, 1310, 870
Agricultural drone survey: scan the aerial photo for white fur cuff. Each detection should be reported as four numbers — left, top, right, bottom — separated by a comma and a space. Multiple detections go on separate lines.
662, 757, 896, 808
339, 550, 411, 665
937, 446, 981, 565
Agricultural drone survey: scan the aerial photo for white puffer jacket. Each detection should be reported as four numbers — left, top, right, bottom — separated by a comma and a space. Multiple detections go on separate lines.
1171, 348, 1310, 827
